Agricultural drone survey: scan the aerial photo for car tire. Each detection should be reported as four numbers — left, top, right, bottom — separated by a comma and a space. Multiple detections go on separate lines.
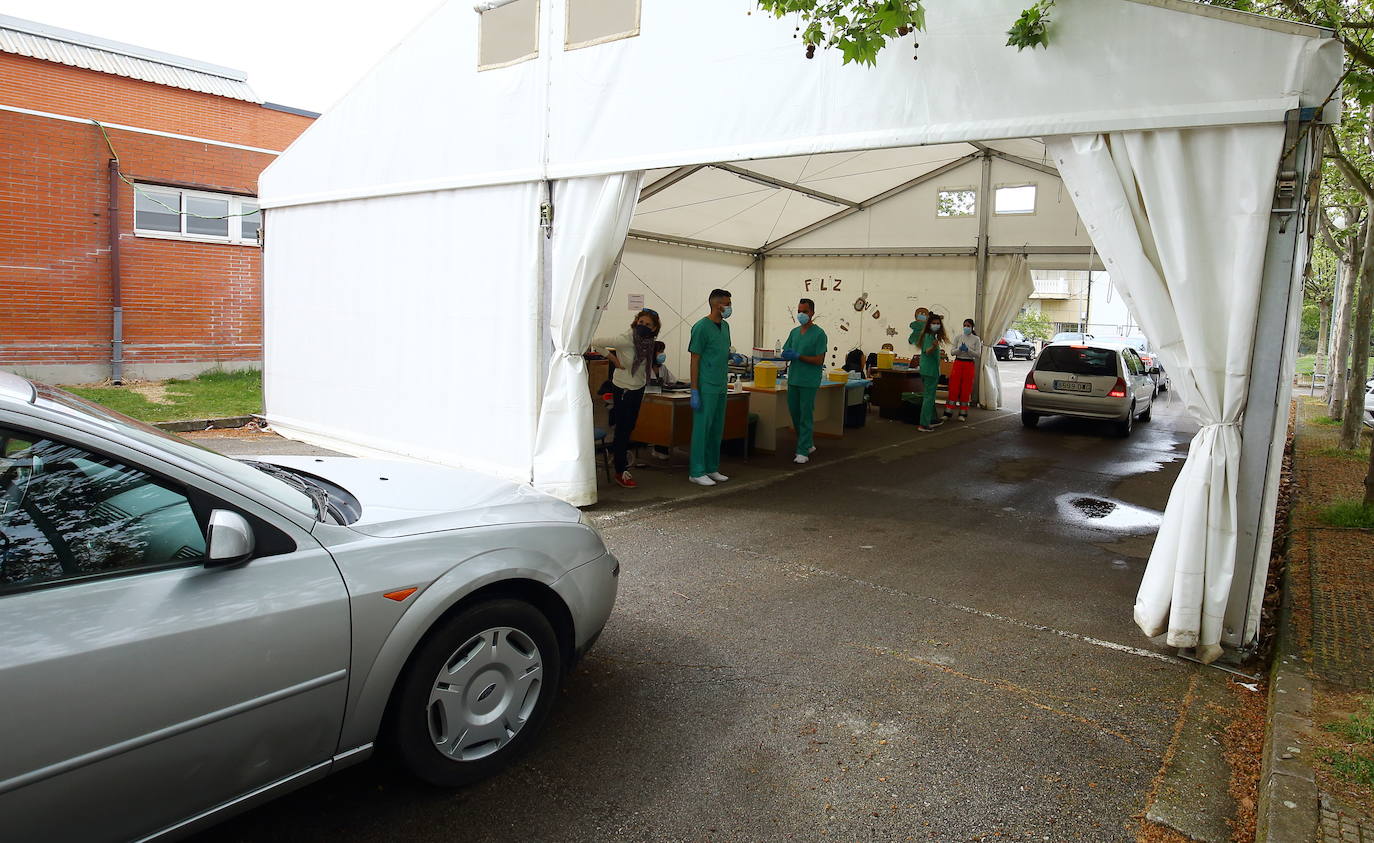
390, 598, 563, 788
1021, 410, 1040, 428
1139, 402, 1152, 423
1115, 405, 1135, 438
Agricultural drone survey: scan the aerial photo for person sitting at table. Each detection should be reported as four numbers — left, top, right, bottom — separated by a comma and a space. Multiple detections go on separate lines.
843, 348, 866, 376
589, 308, 661, 489
865, 342, 896, 377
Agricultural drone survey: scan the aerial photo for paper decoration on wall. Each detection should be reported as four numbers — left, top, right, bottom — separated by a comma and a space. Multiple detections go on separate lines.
628, 293, 645, 310
872, 309, 881, 320
885, 326, 898, 337
803, 276, 843, 292
838, 318, 850, 332
852, 293, 869, 312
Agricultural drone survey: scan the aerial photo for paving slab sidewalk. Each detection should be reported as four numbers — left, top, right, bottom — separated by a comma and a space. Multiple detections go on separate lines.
1259, 404, 1374, 842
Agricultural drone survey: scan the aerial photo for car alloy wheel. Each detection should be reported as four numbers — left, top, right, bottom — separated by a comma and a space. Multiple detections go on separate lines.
392, 598, 562, 786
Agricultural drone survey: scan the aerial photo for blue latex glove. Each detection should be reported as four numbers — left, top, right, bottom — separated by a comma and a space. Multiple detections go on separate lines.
780, 349, 800, 361
690, 388, 701, 411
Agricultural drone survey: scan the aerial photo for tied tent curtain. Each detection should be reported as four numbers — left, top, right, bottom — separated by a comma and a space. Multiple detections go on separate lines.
532, 172, 645, 506
1046, 126, 1284, 663
978, 254, 1034, 410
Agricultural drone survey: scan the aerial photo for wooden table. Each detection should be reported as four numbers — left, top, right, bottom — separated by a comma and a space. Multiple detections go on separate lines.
742, 380, 848, 453
870, 364, 949, 419
628, 390, 750, 448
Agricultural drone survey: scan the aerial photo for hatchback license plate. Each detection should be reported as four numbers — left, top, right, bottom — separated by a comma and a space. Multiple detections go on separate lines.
1054, 380, 1092, 393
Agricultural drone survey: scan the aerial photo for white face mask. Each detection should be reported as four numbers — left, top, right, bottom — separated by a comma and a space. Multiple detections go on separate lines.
963, 326, 973, 335
721, 305, 733, 319
930, 323, 942, 331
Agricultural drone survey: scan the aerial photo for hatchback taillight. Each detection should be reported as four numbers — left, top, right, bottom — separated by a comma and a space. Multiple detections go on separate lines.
1024, 371, 1038, 390
1108, 378, 1127, 398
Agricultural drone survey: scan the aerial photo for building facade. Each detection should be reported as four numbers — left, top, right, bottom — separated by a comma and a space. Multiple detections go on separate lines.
0, 15, 315, 384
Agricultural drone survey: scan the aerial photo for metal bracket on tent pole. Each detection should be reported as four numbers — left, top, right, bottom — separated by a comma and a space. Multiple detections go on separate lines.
970, 142, 1061, 179
1271, 109, 1303, 233
540, 199, 554, 238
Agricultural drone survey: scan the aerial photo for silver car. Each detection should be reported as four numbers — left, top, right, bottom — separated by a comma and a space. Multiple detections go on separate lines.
1020, 342, 1156, 436
0, 372, 619, 841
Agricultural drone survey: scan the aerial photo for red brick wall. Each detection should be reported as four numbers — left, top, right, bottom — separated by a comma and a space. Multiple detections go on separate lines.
0, 53, 314, 378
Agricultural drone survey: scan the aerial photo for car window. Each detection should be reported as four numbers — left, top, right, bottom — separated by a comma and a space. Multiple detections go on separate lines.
1036, 346, 1119, 376
0, 427, 206, 594
1123, 350, 1143, 375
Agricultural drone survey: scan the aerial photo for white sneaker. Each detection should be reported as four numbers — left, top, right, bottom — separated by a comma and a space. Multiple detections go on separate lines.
807, 446, 817, 455
708, 472, 729, 482
689, 475, 716, 486
651, 449, 670, 461
794, 454, 810, 464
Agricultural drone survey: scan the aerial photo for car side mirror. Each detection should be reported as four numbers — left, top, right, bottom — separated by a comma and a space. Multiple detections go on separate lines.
1149, 366, 1161, 375
205, 509, 255, 567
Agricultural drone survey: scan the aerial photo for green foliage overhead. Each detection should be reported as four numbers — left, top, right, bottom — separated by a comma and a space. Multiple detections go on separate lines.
754, 0, 1055, 66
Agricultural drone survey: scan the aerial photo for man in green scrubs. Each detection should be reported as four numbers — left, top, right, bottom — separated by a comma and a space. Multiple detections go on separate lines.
688, 289, 733, 486
780, 298, 828, 464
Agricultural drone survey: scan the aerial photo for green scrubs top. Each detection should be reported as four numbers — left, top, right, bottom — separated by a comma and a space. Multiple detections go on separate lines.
689, 316, 732, 389
783, 324, 829, 388
918, 332, 941, 377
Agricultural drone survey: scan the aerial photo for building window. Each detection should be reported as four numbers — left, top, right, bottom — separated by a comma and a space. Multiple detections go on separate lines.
994, 184, 1037, 215
478, 0, 539, 70
936, 188, 976, 218
566, 0, 640, 50
133, 185, 260, 246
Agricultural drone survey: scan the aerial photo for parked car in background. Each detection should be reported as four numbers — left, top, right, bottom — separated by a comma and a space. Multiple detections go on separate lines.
1365, 380, 1374, 429
1051, 331, 1094, 344
994, 328, 1035, 361
1094, 336, 1170, 393
0, 371, 619, 841
1021, 341, 1156, 436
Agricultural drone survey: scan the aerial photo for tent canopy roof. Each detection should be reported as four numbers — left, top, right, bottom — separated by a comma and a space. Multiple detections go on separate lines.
261, 0, 1341, 211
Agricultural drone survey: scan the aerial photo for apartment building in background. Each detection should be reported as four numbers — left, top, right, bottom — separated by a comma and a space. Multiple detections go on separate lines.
1025, 269, 1140, 338
0, 14, 316, 384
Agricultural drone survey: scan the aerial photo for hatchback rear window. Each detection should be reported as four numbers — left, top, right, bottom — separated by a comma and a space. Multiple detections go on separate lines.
1037, 346, 1118, 376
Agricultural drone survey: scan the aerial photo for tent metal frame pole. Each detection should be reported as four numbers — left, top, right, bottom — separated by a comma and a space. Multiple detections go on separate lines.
761, 153, 982, 253
626, 229, 755, 256
970, 141, 1060, 179
1224, 111, 1316, 655
639, 165, 703, 202
753, 253, 765, 349
768, 247, 977, 258
712, 163, 859, 208
973, 150, 993, 334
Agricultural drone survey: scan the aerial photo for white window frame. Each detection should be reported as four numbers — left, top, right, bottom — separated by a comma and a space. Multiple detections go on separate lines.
993, 182, 1038, 216
477, 0, 540, 71
132, 184, 260, 247
565, 0, 641, 51
935, 187, 977, 219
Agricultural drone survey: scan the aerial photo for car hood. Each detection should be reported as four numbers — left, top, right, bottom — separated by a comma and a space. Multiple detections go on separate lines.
244, 455, 581, 537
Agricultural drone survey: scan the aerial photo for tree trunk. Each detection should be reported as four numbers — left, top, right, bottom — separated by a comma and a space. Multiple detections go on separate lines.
1317, 297, 1332, 371
1330, 249, 1359, 416
1340, 217, 1374, 449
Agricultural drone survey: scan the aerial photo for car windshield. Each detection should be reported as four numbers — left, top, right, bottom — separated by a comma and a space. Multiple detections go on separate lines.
1037, 346, 1119, 376
33, 384, 316, 517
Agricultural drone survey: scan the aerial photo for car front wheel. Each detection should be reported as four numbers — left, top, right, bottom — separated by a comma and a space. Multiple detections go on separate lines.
391, 598, 563, 787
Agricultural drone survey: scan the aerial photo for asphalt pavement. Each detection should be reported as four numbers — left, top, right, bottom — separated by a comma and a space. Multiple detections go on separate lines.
197, 363, 1220, 842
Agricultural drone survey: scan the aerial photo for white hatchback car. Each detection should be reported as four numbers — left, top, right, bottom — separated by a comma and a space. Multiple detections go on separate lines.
0, 372, 619, 841
1020, 342, 1157, 436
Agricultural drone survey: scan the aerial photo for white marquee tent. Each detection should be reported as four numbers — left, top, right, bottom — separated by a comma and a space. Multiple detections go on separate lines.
259, 0, 1341, 661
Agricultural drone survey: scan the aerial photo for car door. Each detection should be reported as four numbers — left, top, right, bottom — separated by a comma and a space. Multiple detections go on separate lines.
1124, 350, 1152, 406
0, 421, 352, 842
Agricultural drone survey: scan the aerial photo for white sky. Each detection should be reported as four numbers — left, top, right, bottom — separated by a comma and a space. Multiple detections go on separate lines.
1, 0, 448, 113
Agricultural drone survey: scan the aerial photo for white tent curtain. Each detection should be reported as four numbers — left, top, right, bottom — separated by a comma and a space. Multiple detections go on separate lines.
1046, 125, 1284, 663
532, 171, 645, 505
978, 255, 1034, 410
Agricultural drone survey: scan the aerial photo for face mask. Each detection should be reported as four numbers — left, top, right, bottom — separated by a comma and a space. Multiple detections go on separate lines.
930, 323, 942, 331
916, 314, 928, 322
635, 324, 653, 338
655, 353, 666, 364
797, 313, 810, 325
963, 326, 973, 335
721, 305, 733, 319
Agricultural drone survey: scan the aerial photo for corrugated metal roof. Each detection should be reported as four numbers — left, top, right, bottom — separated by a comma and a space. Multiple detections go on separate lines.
0, 14, 261, 103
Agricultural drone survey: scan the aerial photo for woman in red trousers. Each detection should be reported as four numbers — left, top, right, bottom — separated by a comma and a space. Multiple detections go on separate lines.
943, 318, 983, 422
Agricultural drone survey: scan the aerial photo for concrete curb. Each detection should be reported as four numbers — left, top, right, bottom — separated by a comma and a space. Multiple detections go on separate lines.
1257, 565, 1321, 843
153, 415, 257, 432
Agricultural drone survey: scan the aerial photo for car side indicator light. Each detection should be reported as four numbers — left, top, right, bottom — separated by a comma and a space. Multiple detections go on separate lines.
384, 587, 418, 602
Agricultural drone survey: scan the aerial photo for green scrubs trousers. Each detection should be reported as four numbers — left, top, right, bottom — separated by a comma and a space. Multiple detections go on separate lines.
788, 385, 817, 456
690, 389, 727, 477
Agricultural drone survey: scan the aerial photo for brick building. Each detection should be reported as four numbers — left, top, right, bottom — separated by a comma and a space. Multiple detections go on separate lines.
0, 14, 316, 384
